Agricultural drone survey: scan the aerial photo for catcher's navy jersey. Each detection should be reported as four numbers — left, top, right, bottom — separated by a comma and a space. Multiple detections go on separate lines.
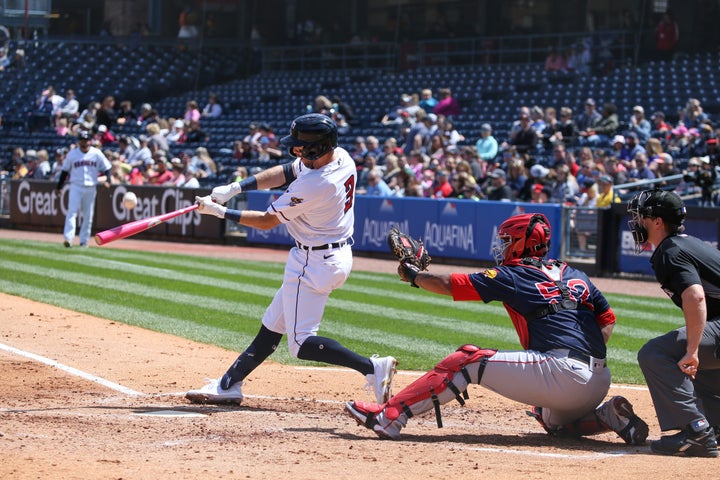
450, 259, 615, 359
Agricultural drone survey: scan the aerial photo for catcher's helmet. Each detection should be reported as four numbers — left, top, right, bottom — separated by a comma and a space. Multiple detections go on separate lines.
493, 213, 551, 265
281, 113, 338, 161
627, 189, 686, 253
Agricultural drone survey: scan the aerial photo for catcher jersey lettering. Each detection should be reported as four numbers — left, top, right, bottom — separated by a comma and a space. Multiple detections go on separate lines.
269, 147, 355, 246
62, 146, 112, 186
451, 260, 612, 358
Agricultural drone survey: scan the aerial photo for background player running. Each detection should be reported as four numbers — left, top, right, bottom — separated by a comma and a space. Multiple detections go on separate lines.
346, 213, 648, 444
186, 113, 396, 405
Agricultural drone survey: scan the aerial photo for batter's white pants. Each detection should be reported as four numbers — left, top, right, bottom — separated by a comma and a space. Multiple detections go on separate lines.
262, 244, 353, 357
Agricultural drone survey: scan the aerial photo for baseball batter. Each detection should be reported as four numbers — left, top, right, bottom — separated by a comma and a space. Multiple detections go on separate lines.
56, 129, 112, 247
347, 213, 649, 444
186, 113, 397, 405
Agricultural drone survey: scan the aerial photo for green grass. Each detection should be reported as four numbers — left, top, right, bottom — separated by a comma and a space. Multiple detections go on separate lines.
0, 238, 680, 384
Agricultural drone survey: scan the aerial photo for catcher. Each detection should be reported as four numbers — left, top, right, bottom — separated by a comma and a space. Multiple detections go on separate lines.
347, 213, 649, 444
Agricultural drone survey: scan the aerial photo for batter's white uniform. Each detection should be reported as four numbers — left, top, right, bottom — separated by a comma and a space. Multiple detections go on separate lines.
61, 145, 111, 246
262, 147, 356, 356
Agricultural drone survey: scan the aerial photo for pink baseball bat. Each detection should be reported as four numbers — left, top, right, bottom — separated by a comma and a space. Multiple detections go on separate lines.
94, 204, 199, 246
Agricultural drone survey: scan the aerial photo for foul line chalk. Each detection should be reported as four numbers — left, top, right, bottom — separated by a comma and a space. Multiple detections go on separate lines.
0, 341, 144, 396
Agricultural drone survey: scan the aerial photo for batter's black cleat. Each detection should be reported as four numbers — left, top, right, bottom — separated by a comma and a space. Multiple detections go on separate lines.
651, 426, 719, 458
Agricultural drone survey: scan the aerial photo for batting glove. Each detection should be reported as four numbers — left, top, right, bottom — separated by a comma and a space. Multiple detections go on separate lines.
211, 181, 242, 204
195, 195, 227, 218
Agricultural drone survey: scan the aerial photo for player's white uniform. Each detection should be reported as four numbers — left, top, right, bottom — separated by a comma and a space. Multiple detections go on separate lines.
262, 147, 356, 356
61, 145, 111, 246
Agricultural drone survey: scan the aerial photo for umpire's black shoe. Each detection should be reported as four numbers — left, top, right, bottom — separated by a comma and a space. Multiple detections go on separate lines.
650, 426, 719, 458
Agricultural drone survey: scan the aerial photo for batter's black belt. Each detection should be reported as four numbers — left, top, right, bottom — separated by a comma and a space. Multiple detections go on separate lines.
295, 239, 349, 251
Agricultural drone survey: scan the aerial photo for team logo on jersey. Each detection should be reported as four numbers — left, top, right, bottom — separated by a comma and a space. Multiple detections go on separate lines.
289, 196, 304, 206
483, 268, 498, 279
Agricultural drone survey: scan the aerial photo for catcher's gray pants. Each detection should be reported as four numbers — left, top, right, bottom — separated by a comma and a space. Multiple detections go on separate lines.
638, 319, 720, 431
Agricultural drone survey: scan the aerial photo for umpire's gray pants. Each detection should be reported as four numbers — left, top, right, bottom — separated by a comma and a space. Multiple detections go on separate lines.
638, 319, 720, 431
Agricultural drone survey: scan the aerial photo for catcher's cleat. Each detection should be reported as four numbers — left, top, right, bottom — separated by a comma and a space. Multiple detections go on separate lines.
345, 401, 404, 440
651, 426, 719, 457
365, 355, 397, 403
596, 395, 649, 445
186, 378, 243, 405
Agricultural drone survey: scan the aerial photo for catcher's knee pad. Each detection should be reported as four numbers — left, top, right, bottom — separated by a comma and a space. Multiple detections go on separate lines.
384, 344, 496, 428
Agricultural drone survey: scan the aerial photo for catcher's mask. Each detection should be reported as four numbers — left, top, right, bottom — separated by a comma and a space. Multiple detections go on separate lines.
280, 113, 338, 164
627, 189, 686, 254
493, 213, 551, 265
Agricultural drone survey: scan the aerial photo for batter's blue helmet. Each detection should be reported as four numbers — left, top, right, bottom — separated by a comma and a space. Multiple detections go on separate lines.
281, 113, 338, 161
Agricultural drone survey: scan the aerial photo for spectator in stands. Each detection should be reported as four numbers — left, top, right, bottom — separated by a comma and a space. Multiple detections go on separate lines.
627, 105, 651, 143
183, 100, 201, 125
645, 137, 666, 168
550, 163, 579, 204
116, 100, 137, 126
312, 95, 333, 115
529, 105, 546, 136
544, 47, 567, 72
403, 110, 430, 155
331, 96, 355, 124
530, 183, 553, 203
146, 123, 169, 155
191, 146, 217, 178
201, 92, 223, 118
50, 148, 67, 181
12, 156, 27, 179
331, 111, 350, 135
356, 154, 378, 193
440, 117, 464, 146
428, 134, 447, 163
137, 103, 153, 127
578, 102, 619, 147
53, 89, 79, 128
503, 113, 538, 155
127, 135, 153, 171
654, 12, 679, 61
596, 175, 619, 207
484, 168, 513, 201
365, 136, 381, 159
433, 88, 461, 118
628, 152, 656, 184
96, 95, 117, 129
116, 136, 135, 163
167, 119, 186, 144
573, 179, 598, 251
650, 111, 671, 138
604, 156, 628, 186
619, 131, 646, 162
29, 85, 62, 131
418, 88, 438, 112
506, 157, 527, 199
610, 135, 626, 158
574, 98, 601, 136
679, 98, 708, 129
432, 169, 454, 198
232, 139, 255, 161
554, 106, 577, 147
666, 125, 692, 159
185, 119, 208, 144
363, 168, 393, 196
96, 124, 115, 146
653, 153, 680, 182
25, 149, 46, 179
73, 102, 98, 135
55, 117, 70, 137
382, 154, 401, 189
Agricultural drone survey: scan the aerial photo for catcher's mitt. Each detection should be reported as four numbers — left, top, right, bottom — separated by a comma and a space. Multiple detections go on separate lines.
387, 226, 431, 271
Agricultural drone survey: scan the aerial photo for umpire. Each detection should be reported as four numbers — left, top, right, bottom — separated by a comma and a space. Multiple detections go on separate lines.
629, 189, 720, 457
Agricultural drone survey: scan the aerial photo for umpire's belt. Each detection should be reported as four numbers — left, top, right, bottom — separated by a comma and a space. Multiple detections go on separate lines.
556, 348, 606, 371
295, 239, 350, 251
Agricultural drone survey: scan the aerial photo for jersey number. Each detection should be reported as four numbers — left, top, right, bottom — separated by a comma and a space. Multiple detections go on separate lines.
343, 176, 354, 213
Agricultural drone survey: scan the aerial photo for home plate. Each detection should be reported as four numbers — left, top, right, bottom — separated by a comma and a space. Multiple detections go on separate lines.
133, 410, 207, 418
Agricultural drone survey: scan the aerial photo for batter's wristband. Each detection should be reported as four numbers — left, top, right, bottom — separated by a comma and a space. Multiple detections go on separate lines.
238, 176, 258, 191
225, 209, 242, 223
